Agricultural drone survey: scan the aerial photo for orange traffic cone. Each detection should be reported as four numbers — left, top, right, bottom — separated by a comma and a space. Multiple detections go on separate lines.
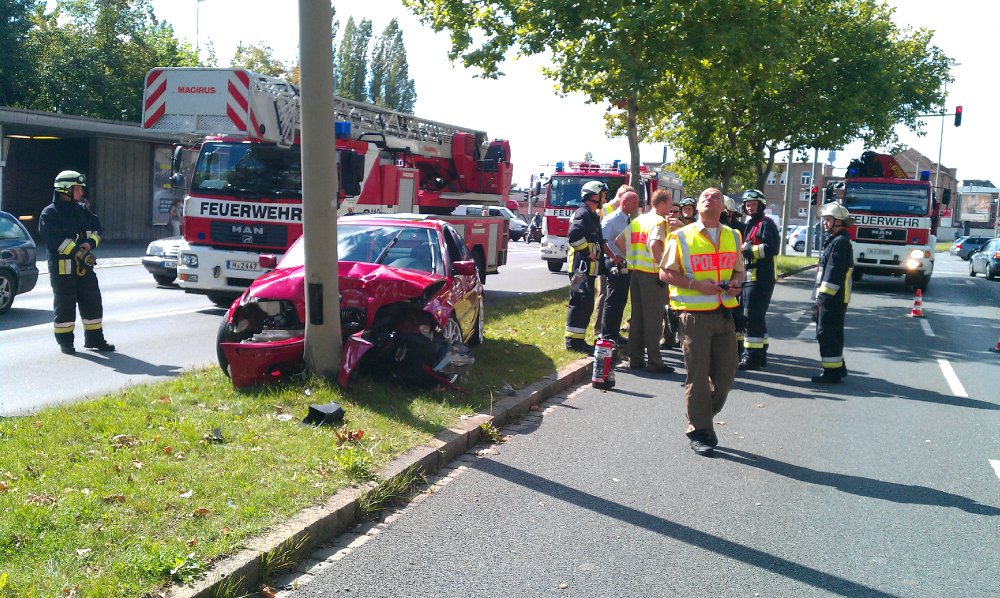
907, 288, 925, 318
990, 334, 1000, 353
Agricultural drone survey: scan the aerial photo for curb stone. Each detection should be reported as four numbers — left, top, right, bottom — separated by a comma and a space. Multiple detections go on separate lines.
164, 356, 594, 598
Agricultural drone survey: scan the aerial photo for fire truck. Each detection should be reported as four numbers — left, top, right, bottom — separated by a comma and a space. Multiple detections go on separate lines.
825, 151, 941, 291
141, 67, 512, 305
538, 160, 657, 272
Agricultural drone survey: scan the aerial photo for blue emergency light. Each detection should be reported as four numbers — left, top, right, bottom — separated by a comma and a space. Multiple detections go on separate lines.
555, 161, 565, 172
919, 170, 931, 181
335, 121, 351, 139
617, 162, 628, 174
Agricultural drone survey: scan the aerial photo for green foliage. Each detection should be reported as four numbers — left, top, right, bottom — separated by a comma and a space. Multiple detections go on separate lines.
369, 19, 416, 113
0, 0, 37, 106
336, 16, 372, 101
231, 41, 292, 79
20, 0, 197, 120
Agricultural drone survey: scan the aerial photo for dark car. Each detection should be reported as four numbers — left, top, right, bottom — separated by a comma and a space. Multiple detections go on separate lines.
0, 210, 39, 314
217, 215, 484, 389
142, 236, 185, 285
950, 235, 991, 260
968, 237, 1000, 279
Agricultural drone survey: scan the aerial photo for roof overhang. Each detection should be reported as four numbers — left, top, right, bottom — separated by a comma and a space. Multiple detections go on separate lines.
1, 106, 189, 144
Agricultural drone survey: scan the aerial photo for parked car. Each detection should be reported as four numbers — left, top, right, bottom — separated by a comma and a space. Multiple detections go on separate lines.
142, 236, 185, 285
950, 236, 992, 260
787, 226, 809, 252
968, 237, 1000, 279
452, 204, 528, 241
0, 210, 39, 314
217, 215, 484, 389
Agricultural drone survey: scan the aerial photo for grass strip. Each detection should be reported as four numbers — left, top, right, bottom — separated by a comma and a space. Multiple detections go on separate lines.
0, 288, 578, 597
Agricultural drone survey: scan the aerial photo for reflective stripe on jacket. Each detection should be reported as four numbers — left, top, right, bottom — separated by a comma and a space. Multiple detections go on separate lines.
627, 211, 666, 273
668, 224, 742, 311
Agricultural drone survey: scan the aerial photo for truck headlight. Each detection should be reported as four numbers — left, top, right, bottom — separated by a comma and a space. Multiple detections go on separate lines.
909, 249, 929, 259
181, 254, 198, 267
906, 258, 921, 269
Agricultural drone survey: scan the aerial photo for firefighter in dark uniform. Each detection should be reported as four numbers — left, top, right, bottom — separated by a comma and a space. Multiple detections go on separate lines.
811, 203, 854, 383
738, 189, 780, 370
722, 195, 747, 355
678, 196, 698, 225
39, 170, 115, 355
565, 180, 613, 353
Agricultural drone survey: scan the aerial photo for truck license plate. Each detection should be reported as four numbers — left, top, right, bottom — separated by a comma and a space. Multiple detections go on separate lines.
227, 259, 260, 271
866, 248, 891, 255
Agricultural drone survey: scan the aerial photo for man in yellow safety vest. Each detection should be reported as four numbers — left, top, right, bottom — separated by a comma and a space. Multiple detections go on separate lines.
658, 188, 745, 457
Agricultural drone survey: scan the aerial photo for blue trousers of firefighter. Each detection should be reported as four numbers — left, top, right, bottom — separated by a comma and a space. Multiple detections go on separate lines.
741, 280, 774, 365
816, 301, 846, 371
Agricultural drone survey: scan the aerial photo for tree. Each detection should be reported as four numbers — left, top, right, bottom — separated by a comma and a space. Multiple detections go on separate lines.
231, 41, 290, 78
641, 0, 951, 191
369, 19, 416, 113
22, 0, 197, 120
335, 16, 372, 101
0, 0, 37, 106
401, 0, 694, 197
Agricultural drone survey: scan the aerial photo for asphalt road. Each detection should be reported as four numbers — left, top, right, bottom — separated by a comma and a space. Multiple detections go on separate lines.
286, 253, 1000, 598
0, 240, 565, 416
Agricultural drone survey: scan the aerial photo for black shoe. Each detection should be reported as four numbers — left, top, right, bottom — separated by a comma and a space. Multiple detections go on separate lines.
85, 341, 116, 352
706, 430, 719, 448
59, 345, 76, 355
839, 364, 848, 377
646, 364, 675, 374
811, 370, 842, 384
565, 340, 592, 354
689, 437, 714, 457
628, 361, 646, 370
738, 356, 763, 371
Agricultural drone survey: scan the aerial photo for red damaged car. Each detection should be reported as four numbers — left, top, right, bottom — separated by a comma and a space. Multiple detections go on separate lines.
217, 215, 484, 389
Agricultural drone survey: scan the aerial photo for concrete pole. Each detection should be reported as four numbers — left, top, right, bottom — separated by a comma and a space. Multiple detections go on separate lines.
779, 149, 796, 256
299, 0, 342, 379
805, 148, 818, 258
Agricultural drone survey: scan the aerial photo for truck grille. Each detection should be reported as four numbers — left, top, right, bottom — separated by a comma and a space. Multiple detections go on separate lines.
209, 222, 288, 248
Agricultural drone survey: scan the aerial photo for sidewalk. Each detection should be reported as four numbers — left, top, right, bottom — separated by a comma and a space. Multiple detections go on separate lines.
36, 240, 149, 274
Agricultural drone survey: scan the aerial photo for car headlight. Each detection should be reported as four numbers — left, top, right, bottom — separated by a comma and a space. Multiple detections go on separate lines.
181, 254, 198, 267
146, 242, 164, 257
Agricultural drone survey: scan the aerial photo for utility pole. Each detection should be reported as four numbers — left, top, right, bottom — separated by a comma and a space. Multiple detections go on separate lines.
299, 0, 342, 379
805, 148, 818, 258
779, 149, 795, 256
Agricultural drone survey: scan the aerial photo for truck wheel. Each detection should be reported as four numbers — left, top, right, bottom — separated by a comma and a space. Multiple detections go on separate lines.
472, 248, 487, 284
547, 260, 563, 273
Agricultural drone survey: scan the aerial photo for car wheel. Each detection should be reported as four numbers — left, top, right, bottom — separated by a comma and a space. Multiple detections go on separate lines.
547, 260, 563, 273
794, 241, 805, 252
969, 261, 977, 277
0, 271, 16, 315
207, 292, 239, 308
468, 301, 484, 347
987, 264, 996, 280
153, 274, 176, 286
443, 315, 464, 346
216, 319, 237, 377
852, 269, 863, 282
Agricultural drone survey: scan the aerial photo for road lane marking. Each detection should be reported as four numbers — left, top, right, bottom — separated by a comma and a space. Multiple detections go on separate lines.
118, 307, 211, 322
786, 310, 807, 321
920, 319, 935, 337
523, 264, 548, 270
937, 359, 969, 398
796, 322, 816, 339
990, 460, 1000, 482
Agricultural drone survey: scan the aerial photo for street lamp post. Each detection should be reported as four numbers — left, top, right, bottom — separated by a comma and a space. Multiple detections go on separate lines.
933, 61, 960, 194
196, 0, 208, 55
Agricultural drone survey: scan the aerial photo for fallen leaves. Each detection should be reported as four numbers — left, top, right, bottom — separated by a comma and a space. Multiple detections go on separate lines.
191, 507, 210, 517
0, 480, 7, 493
335, 426, 365, 446
102, 495, 125, 504
110, 434, 139, 448
26, 493, 57, 506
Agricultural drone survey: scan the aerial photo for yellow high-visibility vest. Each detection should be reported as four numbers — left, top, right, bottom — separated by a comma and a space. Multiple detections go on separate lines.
668, 224, 742, 311
627, 211, 666, 273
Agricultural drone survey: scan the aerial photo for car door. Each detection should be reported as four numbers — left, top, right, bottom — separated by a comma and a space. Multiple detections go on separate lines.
971, 240, 990, 273
442, 225, 478, 337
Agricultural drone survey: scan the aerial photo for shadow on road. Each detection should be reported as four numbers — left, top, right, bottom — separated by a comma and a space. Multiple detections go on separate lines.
71, 350, 183, 377
474, 459, 902, 598
715, 448, 1000, 516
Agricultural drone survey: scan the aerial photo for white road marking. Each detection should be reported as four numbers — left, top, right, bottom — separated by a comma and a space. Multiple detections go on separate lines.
796, 322, 816, 339
920, 319, 935, 337
937, 359, 969, 398
523, 264, 548, 270
786, 310, 807, 321
990, 460, 1000, 482
118, 307, 209, 322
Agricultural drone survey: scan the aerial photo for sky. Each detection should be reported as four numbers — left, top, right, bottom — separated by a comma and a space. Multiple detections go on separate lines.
148, 0, 995, 188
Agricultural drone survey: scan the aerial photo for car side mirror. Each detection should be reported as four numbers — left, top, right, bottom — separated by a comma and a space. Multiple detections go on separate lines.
259, 254, 278, 269
452, 260, 477, 277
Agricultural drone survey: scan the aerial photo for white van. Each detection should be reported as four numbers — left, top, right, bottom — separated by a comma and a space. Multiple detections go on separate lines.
452, 205, 528, 241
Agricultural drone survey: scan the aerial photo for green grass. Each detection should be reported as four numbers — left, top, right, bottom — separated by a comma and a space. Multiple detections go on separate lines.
776, 255, 818, 277
0, 288, 577, 597
935, 241, 952, 252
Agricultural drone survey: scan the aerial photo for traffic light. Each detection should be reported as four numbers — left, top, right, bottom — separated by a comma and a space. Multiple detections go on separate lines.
954, 105, 963, 127
810, 186, 818, 205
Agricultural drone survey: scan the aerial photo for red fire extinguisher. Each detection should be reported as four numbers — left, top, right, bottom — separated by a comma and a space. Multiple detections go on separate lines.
592, 337, 616, 390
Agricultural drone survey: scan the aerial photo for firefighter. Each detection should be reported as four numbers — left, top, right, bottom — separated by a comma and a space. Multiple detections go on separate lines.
658, 188, 744, 456
811, 203, 855, 384
565, 180, 611, 352
38, 170, 115, 355
738, 189, 780, 370
678, 196, 698, 225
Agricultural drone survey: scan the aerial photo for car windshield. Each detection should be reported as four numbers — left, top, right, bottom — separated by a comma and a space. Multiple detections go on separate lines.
844, 182, 930, 216
191, 142, 302, 200
547, 176, 624, 208
280, 223, 444, 275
